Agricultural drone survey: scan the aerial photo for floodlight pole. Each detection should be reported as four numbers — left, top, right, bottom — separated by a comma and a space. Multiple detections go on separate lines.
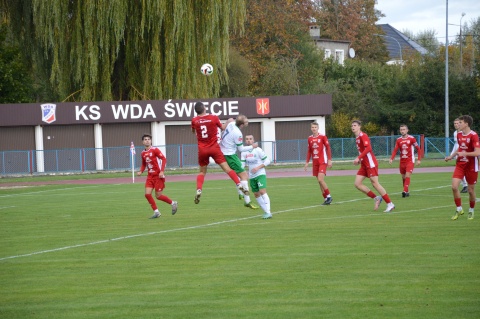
445, 0, 449, 153
460, 13, 466, 69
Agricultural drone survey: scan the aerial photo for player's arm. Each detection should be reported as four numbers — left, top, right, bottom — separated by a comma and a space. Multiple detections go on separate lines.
446, 144, 460, 161
137, 157, 146, 176
221, 118, 234, 131
252, 153, 270, 174
323, 136, 333, 169
458, 146, 480, 158
304, 144, 311, 171
156, 149, 167, 177
414, 140, 422, 165
356, 137, 372, 161
389, 141, 399, 164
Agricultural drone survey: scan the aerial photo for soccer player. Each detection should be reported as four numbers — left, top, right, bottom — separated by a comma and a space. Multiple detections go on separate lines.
445, 115, 480, 220
137, 134, 178, 219
351, 120, 395, 213
241, 135, 272, 219
191, 102, 248, 204
389, 124, 422, 197
303, 122, 333, 205
220, 115, 259, 209
450, 118, 468, 193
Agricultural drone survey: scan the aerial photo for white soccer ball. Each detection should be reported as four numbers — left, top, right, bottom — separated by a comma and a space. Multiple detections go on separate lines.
201, 63, 213, 76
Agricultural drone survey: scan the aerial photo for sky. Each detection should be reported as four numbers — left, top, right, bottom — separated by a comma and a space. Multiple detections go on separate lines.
376, 0, 480, 43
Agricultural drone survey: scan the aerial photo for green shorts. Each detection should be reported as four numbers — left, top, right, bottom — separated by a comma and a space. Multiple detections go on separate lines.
249, 175, 267, 193
225, 154, 245, 174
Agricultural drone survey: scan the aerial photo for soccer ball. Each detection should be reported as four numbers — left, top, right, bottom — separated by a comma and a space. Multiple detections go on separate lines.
201, 63, 213, 76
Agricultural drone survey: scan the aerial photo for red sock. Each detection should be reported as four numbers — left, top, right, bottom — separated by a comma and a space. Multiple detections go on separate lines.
366, 191, 376, 199
145, 194, 157, 210
470, 201, 476, 209
403, 177, 410, 192
196, 174, 205, 190
454, 198, 462, 207
227, 170, 240, 184
382, 194, 392, 204
157, 195, 172, 205
324, 189, 330, 196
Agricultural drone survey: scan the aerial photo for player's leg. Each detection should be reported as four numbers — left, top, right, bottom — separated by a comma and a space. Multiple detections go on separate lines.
318, 171, 332, 205
402, 162, 414, 197
154, 178, 178, 215
451, 177, 464, 220
144, 179, 161, 219
465, 171, 478, 220
253, 176, 271, 219
369, 172, 394, 212
237, 170, 258, 209
461, 177, 468, 193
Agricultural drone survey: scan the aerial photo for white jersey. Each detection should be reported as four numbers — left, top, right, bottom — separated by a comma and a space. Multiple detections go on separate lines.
241, 147, 269, 179
450, 130, 460, 156
220, 122, 252, 155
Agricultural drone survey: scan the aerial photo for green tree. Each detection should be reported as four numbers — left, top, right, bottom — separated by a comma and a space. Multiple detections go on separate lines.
0, 24, 34, 103
1, 0, 246, 102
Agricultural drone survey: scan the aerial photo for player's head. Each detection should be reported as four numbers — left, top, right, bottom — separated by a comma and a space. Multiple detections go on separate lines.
453, 118, 461, 131
236, 115, 249, 128
399, 124, 408, 136
245, 135, 255, 145
351, 120, 362, 134
141, 134, 152, 147
458, 115, 473, 128
310, 122, 319, 134
194, 102, 205, 115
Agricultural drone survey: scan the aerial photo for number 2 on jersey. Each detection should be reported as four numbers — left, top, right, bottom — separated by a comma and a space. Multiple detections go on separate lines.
200, 125, 208, 138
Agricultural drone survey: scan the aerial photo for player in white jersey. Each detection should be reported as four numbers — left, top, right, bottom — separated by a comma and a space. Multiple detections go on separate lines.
220, 115, 259, 209
451, 118, 468, 193
241, 135, 272, 219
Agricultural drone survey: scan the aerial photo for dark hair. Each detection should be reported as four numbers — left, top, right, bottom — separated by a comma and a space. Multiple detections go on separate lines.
400, 124, 408, 129
194, 102, 205, 114
351, 120, 362, 126
142, 134, 152, 140
459, 115, 473, 127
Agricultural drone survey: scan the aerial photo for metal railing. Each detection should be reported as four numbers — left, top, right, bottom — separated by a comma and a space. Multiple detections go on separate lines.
0, 136, 453, 176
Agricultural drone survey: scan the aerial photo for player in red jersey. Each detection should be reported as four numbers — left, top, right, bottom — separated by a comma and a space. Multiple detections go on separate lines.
191, 102, 248, 204
445, 115, 480, 220
303, 122, 333, 205
389, 124, 422, 197
351, 120, 395, 213
137, 134, 178, 219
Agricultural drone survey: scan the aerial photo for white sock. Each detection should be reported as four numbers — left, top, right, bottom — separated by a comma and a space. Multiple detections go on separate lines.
457, 207, 463, 212
261, 193, 271, 213
241, 180, 251, 203
154, 209, 159, 213
256, 196, 267, 213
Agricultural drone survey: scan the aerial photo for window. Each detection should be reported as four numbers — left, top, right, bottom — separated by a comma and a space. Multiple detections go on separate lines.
335, 50, 344, 65
324, 49, 331, 59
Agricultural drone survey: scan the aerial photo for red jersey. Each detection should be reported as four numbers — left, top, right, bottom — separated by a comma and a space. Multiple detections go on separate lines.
390, 135, 422, 163
191, 114, 223, 148
140, 147, 166, 176
306, 134, 332, 164
355, 132, 378, 168
456, 130, 480, 171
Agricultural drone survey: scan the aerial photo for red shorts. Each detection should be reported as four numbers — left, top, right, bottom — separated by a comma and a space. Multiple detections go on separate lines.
453, 165, 478, 185
312, 162, 328, 176
399, 162, 415, 175
145, 175, 166, 191
198, 144, 226, 167
357, 165, 379, 178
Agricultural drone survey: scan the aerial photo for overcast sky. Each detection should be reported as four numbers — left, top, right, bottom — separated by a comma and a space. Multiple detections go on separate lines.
376, 0, 480, 43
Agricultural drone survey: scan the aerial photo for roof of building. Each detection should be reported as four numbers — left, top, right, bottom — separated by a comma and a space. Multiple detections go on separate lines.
377, 24, 428, 60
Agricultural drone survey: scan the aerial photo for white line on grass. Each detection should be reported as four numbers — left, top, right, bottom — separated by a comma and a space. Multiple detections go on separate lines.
0, 206, 16, 210
0, 184, 453, 262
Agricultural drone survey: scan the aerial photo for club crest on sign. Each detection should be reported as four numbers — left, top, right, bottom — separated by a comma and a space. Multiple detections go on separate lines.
256, 98, 270, 115
41, 103, 57, 124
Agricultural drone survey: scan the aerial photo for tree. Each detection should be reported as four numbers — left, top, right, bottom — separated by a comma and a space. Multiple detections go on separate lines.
314, 0, 388, 61
0, 24, 34, 103
1, 0, 246, 102
230, 0, 322, 96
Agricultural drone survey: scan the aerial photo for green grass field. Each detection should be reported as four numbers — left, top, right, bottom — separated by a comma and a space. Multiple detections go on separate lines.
1, 172, 479, 319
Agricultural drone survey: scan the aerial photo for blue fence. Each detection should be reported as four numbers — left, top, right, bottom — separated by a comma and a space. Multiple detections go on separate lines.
0, 136, 454, 176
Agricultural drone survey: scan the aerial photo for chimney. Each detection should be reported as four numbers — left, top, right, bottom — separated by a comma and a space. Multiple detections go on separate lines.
309, 25, 320, 38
